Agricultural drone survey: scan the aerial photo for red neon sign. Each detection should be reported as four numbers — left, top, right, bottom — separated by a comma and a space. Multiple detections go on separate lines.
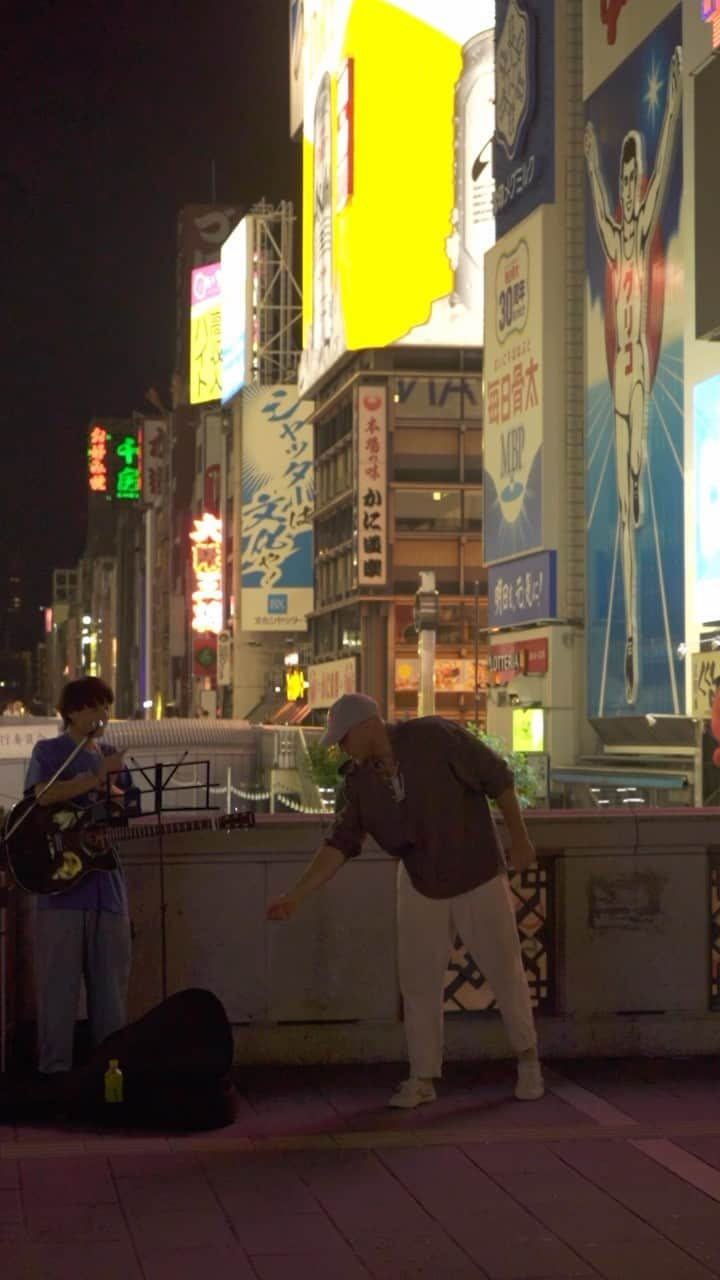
88, 424, 108, 493
190, 513, 223, 634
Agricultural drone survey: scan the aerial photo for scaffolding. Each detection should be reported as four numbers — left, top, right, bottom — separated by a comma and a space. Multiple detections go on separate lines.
248, 200, 302, 387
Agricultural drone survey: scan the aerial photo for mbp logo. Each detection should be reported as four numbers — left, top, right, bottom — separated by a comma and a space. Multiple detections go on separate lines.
267, 594, 288, 615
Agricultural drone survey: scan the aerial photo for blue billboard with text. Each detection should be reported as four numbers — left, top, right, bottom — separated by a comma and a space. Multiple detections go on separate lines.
488, 551, 557, 629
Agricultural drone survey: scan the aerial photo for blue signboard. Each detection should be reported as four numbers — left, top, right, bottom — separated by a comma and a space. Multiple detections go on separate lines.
493, 0, 555, 238
694, 375, 720, 625
585, 7, 684, 715
488, 551, 557, 628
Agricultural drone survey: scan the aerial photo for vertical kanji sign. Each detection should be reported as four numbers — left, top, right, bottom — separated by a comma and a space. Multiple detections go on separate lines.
190, 513, 223, 635
357, 385, 387, 587
141, 418, 167, 510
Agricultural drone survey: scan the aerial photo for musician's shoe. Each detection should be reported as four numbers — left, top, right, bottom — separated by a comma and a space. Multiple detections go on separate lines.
625, 636, 636, 705
388, 1078, 436, 1108
515, 1059, 545, 1101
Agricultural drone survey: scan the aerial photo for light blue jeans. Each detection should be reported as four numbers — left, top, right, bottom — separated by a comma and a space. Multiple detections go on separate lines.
34, 909, 131, 1074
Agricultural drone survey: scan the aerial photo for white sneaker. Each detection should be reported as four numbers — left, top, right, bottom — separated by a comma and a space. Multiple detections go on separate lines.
515, 1060, 545, 1101
388, 1078, 437, 1109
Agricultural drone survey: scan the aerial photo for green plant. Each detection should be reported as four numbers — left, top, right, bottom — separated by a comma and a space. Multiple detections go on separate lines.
303, 740, 345, 791
465, 725, 538, 809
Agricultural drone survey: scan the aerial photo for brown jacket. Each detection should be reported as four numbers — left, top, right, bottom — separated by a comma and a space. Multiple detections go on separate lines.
325, 716, 513, 898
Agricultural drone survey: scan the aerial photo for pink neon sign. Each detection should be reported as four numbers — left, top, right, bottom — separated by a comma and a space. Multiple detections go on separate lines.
702, 0, 720, 47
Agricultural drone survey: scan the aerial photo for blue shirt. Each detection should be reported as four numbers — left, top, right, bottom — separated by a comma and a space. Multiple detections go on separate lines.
24, 733, 130, 914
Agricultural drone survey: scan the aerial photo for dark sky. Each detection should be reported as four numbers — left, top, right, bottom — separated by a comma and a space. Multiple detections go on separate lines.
2, 0, 299, 644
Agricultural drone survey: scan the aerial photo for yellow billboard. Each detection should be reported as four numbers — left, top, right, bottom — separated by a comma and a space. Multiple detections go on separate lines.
299, 0, 495, 394
189, 262, 222, 404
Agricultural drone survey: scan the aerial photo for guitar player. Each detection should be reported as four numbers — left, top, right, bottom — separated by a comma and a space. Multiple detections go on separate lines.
24, 677, 133, 1076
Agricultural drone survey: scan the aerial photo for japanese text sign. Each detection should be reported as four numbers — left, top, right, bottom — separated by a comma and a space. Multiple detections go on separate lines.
488, 550, 557, 627
240, 386, 314, 632
87, 423, 141, 501
308, 656, 357, 708
141, 418, 167, 509
483, 209, 544, 564
190, 512, 223, 635
357, 385, 387, 587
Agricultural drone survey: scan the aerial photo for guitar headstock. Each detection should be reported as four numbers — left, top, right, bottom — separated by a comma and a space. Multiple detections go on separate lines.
220, 810, 256, 831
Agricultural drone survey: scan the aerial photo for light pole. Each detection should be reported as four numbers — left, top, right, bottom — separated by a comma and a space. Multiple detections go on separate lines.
414, 571, 440, 718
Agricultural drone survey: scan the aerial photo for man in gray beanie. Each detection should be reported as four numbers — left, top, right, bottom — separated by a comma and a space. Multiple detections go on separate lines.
266, 694, 543, 1107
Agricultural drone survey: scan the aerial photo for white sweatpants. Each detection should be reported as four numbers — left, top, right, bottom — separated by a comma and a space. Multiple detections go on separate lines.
397, 863, 537, 1079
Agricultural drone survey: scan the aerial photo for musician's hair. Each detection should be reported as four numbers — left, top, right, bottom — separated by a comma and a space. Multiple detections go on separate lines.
57, 677, 114, 727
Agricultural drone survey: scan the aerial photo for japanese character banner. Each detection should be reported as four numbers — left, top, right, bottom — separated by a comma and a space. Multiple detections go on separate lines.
87, 420, 141, 502
141, 418, 167, 510
483, 207, 544, 564
357, 385, 387, 588
240, 387, 314, 632
584, 7, 684, 715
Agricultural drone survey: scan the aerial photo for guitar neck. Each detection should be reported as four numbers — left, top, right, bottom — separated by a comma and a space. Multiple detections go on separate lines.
115, 814, 225, 842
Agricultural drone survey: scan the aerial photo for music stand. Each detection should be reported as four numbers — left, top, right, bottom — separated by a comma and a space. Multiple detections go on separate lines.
120, 755, 217, 1002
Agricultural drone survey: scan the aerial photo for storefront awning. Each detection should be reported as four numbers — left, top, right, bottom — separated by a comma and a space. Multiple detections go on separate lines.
551, 767, 689, 790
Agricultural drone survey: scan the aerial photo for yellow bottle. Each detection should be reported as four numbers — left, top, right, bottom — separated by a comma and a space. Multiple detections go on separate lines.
104, 1059, 124, 1103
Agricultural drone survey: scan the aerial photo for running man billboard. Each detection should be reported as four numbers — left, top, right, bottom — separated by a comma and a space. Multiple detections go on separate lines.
584, 6, 684, 716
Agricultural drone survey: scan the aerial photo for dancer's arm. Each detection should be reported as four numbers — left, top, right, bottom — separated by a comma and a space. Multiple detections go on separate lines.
584, 123, 618, 263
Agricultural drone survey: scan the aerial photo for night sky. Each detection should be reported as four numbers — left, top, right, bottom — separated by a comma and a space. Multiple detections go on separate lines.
2, 0, 299, 646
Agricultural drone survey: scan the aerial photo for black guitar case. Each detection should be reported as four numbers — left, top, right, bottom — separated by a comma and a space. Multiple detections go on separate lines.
0, 988, 237, 1131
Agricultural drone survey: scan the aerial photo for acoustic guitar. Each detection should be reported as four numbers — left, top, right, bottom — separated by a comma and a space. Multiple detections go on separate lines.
2, 797, 256, 895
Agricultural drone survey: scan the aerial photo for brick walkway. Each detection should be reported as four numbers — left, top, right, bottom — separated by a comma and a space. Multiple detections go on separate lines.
3, 1058, 720, 1277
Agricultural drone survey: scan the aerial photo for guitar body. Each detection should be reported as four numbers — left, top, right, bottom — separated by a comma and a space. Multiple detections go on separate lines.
3, 797, 120, 896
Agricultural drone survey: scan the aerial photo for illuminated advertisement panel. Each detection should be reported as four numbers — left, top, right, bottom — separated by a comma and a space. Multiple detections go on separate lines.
190, 513, 223, 635
240, 386, 314, 632
299, 0, 495, 394
584, 6, 684, 715
694, 375, 720, 626
189, 263, 222, 405
221, 217, 253, 404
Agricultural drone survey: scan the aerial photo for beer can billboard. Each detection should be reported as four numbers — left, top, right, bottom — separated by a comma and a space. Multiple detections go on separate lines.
299, 0, 496, 395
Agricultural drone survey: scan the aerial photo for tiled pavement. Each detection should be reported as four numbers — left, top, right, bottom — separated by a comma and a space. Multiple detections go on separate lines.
2, 1058, 720, 1278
